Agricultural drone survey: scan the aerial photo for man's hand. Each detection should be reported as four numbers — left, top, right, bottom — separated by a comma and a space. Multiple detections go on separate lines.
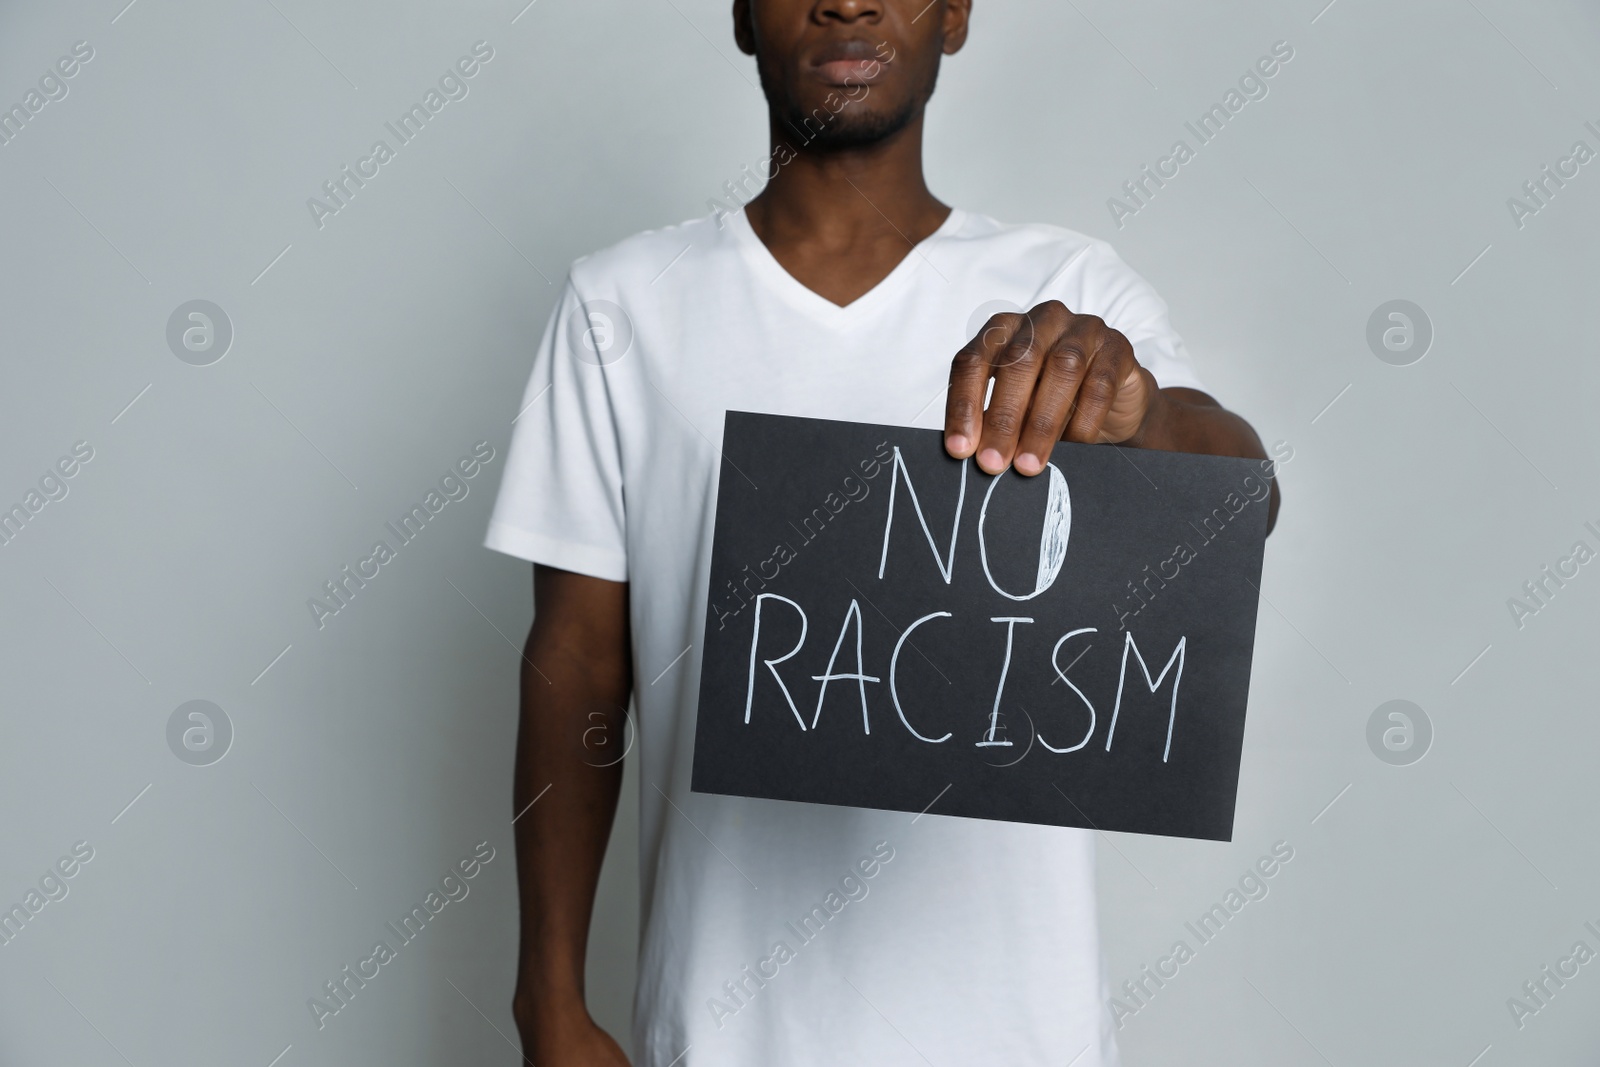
942, 298, 1282, 533
513, 1003, 631, 1066
944, 300, 1160, 475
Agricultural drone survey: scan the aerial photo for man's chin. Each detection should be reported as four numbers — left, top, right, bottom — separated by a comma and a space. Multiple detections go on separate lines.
778, 101, 918, 150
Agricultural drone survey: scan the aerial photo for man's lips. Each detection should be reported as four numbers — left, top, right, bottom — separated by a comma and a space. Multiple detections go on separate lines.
815, 58, 888, 85
810, 40, 891, 86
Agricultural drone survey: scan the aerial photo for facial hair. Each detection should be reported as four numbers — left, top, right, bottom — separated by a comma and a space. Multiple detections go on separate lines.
762, 61, 938, 151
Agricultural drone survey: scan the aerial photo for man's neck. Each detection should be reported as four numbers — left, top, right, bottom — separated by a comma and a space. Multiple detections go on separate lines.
743, 112, 951, 307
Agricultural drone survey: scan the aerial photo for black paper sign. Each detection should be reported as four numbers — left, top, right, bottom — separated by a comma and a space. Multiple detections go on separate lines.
690, 411, 1270, 841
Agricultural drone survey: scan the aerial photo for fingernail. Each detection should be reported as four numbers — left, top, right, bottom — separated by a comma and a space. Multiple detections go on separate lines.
947, 433, 970, 455
978, 448, 1005, 472
1015, 452, 1040, 475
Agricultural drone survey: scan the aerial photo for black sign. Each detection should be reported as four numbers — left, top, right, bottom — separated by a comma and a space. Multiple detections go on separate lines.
690, 412, 1271, 841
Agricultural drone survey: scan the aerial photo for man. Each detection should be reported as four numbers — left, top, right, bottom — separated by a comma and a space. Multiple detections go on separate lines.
486, 0, 1278, 1063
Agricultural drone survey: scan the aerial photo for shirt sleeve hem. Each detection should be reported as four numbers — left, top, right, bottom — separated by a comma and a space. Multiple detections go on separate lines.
483, 521, 628, 583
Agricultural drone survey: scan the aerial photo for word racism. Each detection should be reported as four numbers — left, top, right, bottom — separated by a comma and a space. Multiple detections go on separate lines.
308, 441, 496, 630
0, 40, 94, 148
1109, 41, 1295, 228
1506, 119, 1600, 230
1110, 841, 1294, 1028
307, 41, 495, 230
1110, 443, 1290, 628
1506, 519, 1600, 629
1505, 918, 1600, 1030
1, 440, 95, 549
709, 40, 895, 229
308, 840, 496, 1029
0, 841, 94, 948
707, 841, 895, 1029
711, 440, 895, 629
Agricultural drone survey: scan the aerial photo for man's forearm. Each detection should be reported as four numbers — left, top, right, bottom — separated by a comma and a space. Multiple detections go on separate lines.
1126, 384, 1281, 533
511, 569, 632, 1044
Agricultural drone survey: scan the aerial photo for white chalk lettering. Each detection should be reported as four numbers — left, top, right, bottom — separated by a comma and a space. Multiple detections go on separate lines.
744, 593, 810, 731
978, 464, 1072, 601
731, 444, 1213, 769
1105, 631, 1187, 762
1041, 627, 1098, 753
878, 447, 967, 584
979, 616, 1034, 746
809, 599, 881, 734
890, 611, 954, 743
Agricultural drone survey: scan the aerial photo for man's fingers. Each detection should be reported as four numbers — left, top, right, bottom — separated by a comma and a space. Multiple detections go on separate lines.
945, 301, 1138, 472
974, 308, 1059, 474
1013, 317, 1101, 474
945, 311, 1023, 459
1064, 333, 1131, 443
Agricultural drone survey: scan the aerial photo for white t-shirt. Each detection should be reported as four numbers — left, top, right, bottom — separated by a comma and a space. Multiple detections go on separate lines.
486, 206, 1206, 1067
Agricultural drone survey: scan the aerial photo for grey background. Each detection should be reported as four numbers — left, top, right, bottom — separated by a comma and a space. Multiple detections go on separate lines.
1, 0, 1595, 1064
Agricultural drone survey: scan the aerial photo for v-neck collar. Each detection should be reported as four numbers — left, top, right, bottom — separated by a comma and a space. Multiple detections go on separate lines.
727, 206, 966, 326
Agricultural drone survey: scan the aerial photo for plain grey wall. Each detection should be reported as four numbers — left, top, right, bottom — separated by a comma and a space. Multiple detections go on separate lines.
2, 0, 1597, 1064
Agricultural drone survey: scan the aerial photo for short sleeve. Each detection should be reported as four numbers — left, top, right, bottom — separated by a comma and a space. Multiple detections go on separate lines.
484, 278, 629, 582
1081, 241, 1208, 394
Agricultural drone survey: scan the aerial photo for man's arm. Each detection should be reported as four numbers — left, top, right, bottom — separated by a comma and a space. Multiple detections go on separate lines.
945, 300, 1280, 533
511, 565, 633, 1065
1125, 385, 1281, 533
